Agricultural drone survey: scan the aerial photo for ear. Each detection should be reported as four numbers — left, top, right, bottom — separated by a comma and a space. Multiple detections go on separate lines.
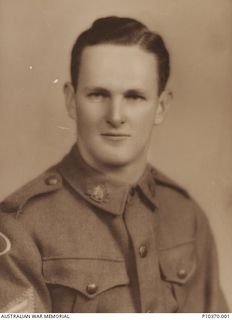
153, 90, 173, 125
63, 82, 77, 120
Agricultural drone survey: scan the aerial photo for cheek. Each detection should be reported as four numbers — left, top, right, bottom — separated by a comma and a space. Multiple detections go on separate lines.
76, 103, 103, 133
131, 108, 156, 145
133, 107, 156, 131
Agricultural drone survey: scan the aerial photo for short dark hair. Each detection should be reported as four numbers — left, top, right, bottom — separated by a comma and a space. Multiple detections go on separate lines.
71, 16, 170, 95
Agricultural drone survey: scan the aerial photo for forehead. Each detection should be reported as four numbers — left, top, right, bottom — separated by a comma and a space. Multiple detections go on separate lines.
78, 44, 158, 91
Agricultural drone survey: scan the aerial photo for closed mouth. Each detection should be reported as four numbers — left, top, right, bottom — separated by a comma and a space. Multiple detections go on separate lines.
101, 133, 130, 137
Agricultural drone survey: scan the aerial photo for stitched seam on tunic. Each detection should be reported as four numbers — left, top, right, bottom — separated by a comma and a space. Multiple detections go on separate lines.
42, 256, 124, 262
119, 187, 130, 214
158, 239, 195, 251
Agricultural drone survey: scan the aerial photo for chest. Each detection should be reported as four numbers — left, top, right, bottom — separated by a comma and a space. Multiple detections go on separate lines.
27, 191, 196, 312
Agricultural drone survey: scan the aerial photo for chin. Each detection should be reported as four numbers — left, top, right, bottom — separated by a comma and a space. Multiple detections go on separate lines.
94, 151, 135, 168
98, 156, 132, 168
81, 141, 143, 169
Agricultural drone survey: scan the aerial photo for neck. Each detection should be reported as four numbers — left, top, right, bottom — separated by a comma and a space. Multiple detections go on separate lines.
98, 156, 148, 185
77, 144, 148, 185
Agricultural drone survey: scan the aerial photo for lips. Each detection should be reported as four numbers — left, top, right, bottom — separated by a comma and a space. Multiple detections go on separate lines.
101, 133, 130, 137
101, 132, 131, 140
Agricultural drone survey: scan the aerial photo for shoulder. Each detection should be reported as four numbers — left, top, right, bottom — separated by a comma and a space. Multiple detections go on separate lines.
151, 166, 204, 218
0, 168, 64, 258
152, 167, 190, 199
150, 166, 210, 244
0, 168, 63, 217
151, 166, 195, 215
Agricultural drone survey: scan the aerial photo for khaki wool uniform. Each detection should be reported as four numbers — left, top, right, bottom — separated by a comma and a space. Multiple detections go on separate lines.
0, 145, 228, 313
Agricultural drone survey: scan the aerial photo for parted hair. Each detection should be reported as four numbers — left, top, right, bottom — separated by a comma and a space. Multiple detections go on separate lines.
71, 16, 170, 95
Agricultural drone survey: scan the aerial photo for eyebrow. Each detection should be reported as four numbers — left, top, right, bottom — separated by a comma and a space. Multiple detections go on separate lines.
84, 87, 110, 94
84, 87, 147, 95
124, 89, 147, 96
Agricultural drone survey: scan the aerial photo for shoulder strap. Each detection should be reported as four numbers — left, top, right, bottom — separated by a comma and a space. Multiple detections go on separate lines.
1, 171, 62, 214
152, 168, 190, 199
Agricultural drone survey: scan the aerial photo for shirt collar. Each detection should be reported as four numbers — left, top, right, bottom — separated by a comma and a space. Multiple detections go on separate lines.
57, 145, 159, 215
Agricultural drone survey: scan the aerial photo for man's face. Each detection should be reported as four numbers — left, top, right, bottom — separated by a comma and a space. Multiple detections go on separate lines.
65, 44, 170, 170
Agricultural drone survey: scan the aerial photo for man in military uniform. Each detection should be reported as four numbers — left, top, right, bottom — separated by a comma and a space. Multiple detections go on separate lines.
0, 16, 229, 313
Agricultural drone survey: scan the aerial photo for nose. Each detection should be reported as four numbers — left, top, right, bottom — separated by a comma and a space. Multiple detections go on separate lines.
106, 97, 126, 128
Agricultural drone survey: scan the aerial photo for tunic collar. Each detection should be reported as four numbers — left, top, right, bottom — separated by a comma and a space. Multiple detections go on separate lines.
57, 145, 159, 215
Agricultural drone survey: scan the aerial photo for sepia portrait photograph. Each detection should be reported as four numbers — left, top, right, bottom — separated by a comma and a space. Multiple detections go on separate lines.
0, 0, 232, 314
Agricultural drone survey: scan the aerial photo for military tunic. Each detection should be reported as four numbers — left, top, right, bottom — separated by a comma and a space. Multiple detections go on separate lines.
0, 145, 228, 312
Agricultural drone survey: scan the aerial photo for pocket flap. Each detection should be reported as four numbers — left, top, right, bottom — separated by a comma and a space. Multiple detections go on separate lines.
42, 258, 130, 298
159, 242, 196, 285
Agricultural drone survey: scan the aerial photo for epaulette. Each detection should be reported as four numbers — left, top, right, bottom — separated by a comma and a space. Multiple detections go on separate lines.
152, 168, 190, 199
0, 171, 62, 214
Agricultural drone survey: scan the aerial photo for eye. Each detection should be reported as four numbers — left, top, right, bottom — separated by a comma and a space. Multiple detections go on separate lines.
87, 91, 109, 100
125, 93, 146, 101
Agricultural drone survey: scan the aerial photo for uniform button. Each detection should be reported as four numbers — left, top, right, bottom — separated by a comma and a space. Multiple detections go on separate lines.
177, 268, 187, 279
139, 245, 148, 258
45, 176, 58, 185
86, 283, 98, 295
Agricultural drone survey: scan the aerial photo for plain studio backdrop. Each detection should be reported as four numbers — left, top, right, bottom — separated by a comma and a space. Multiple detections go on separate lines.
0, 0, 232, 310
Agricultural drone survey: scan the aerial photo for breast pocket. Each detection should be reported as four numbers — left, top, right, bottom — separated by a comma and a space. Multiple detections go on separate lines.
158, 241, 197, 312
42, 257, 130, 312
